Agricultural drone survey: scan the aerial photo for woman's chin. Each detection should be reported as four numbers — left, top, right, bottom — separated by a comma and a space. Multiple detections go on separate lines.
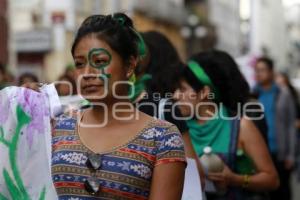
81, 92, 106, 101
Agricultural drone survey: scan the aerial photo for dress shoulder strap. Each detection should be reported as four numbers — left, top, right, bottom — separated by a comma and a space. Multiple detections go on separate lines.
228, 118, 240, 170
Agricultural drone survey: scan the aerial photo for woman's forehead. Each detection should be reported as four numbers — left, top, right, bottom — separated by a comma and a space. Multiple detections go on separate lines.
74, 36, 112, 56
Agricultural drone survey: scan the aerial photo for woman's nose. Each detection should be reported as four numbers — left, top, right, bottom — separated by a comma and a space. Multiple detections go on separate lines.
82, 65, 99, 80
173, 89, 180, 101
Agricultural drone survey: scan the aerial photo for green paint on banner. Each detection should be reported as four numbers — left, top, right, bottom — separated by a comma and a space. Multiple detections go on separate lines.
0, 105, 47, 200
38, 187, 46, 200
0, 193, 8, 200
3, 169, 22, 199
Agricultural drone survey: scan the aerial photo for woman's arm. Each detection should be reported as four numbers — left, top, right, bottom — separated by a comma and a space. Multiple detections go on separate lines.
208, 118, 279, 191
149, 124, 187, 199
231, 118, 279, 191
149, 162, 186, 200
182, 131, 205, 188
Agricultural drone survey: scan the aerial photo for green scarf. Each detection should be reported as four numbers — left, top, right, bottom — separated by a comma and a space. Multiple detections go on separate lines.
129, 74, 152, 102
187, 106, 231, 156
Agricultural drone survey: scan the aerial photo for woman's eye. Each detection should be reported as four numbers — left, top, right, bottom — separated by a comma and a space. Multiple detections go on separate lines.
75, 62, 85, 68
94, 59, 107, 66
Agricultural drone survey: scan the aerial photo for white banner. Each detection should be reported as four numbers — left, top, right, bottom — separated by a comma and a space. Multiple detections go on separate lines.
0, 86, 58, 200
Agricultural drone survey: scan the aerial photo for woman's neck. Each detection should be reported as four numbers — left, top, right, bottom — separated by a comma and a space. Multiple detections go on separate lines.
84, 99, 135, 126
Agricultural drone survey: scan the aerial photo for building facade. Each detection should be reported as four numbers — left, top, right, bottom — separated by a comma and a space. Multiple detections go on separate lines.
0, 0, 8, 65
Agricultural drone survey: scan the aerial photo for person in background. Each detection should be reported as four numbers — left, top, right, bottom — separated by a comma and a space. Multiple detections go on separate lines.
254, 57, 296, 200
132, 31, 205, 187
275, 72, 300, 182
55, 74, 77, 96
174, 50, 279, 200
18, 73, 39, 86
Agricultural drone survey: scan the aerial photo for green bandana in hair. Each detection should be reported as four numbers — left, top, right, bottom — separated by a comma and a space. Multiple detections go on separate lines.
128, 74, 152, 102
187, 60, 220, 100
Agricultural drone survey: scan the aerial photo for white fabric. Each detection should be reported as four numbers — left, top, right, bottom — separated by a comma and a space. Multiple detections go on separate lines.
0, 86, 58, 199
182, 158, 203, 200
40, 83, 63, 119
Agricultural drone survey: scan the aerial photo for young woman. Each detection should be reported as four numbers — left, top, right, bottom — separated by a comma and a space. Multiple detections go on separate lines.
51, 13, 186, 199
174, 50, 279, 200
132, 31, 205, 187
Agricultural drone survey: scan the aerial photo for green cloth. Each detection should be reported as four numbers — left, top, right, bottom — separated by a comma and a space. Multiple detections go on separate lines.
236, 149, 256, 174
187, 60, 220, 100
187, 106, 231, 156
129, 74, 152, 102
187, 60, 214, 88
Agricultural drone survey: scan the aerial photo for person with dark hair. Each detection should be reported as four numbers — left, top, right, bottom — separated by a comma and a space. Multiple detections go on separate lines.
276, 71, 300, 113
132, 31, 205, 187
18, 73, 39, 86
129, 31, 183, 103
254, 58, 297, 200
140, 31, 182, 96
55, 74, 77, 96
276, 71, 300, 130
174, 50, 279, 200
256, 57, 274, 71
51, 13, 186, 199
276, 71, 300, 182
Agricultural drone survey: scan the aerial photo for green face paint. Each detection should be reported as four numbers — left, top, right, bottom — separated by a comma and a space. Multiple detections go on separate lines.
88, 48, 112, 79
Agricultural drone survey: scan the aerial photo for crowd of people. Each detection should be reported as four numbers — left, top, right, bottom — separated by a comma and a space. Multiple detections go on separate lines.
0, 64, 78, 98
1, 12, 300, 200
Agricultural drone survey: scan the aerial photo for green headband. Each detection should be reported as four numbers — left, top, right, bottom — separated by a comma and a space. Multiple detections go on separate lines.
187, 60, 220, 100
131, 28, 147, 59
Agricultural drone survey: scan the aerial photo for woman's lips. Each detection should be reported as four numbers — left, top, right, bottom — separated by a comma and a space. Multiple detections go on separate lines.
82, 85, 102, 93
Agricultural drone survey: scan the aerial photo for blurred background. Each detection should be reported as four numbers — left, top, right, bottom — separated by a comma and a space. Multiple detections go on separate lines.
1, 0, 300, 199
0, 0, 299, 84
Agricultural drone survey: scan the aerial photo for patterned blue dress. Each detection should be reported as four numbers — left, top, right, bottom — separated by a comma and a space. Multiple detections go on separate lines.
52, 113, 186, 199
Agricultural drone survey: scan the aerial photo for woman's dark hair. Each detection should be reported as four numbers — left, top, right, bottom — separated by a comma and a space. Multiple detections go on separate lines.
71, 13, 140, 64
57, 74, 77, 95
256, 57, 274, 71
184, 50, 250, 112
18, 73, 39, 86
141, 31, 183, 96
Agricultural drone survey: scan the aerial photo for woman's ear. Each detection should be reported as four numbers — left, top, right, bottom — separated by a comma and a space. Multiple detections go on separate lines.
197, 86, 211, 101
126, 56, 138, 79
